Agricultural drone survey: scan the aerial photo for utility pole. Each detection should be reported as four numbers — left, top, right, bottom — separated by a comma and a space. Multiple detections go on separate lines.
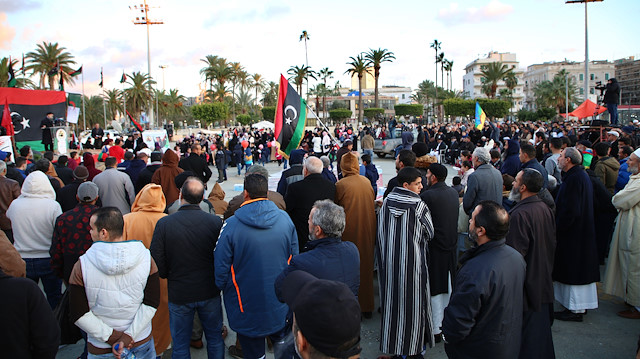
131, 0, 163, 129
566, 0, 603, 102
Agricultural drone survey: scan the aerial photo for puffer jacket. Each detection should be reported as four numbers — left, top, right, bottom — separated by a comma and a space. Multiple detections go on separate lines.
214, 199, 298, 337
593, 156, 621, 194
443, 239, 526, 359
79, 241, 153, 349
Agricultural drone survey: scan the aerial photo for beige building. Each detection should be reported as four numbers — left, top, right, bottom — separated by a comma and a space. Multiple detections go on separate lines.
350, 69, 375, 91
523, 60, 615, 109
462, 52, 525, 111
615, 56, 640, 106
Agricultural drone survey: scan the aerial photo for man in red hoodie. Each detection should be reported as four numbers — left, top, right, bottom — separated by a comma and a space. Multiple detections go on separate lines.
108, 139, 126, 164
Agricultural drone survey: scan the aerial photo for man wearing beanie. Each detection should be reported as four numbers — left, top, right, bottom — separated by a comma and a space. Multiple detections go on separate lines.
57, 166, 93, 212
278, 271, 362, 359
412, 142, 438, 180
420, 163, 459, 342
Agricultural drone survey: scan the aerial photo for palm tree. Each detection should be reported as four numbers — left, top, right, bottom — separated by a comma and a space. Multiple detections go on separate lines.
252, 73, 266, 107
443, 60, 453, 91
200, 55, 223, 90
25, 41, 77, 90
207, 83, 229, 103
365, 48, 395, 109
104, 89, 123, 121
236, 90, 254, 114
158, 89, 188, 123
287, 65, 317, 95
503, 71, 518, 114
437, 53, 446, 91
261, 81, 278, 107
124, 71, 155, 119
229, 62, 244, 120
0, 57, 35, 89
83, 95, 106, 127
534, 70, 577, 114
345, 54, 372, 123
430, 40, 441, 102
318, 67, 334, 118
480, 62, 512, 99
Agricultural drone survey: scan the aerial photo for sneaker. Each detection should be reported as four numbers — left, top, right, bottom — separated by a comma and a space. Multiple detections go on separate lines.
228, 345, 243, 359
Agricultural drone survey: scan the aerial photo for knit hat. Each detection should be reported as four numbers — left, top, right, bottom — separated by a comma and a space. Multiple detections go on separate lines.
412, 142, 429, 157
428, 163, 448, 181
73, 165, 89, 180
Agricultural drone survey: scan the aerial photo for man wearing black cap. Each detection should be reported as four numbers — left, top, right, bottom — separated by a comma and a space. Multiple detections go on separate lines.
420, 163, 459, 342
335, 140, 352, 178
279, 271, 362, 359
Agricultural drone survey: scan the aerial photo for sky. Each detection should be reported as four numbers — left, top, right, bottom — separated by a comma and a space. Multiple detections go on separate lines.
1, 0, 639, 99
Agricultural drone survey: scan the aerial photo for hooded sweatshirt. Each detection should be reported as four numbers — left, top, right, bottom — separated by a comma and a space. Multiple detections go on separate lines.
83, 152, 102, 181
152, 150, 183, 205
122, 184, 170, 354
46, 162, 64, 188
207, 182, 228, 215
501, 139, 521, 177
6, 171, 62, 258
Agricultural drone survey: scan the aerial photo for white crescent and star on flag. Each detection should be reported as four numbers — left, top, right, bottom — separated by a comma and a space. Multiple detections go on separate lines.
284, 105, 297, 125
9, 111, 30, 135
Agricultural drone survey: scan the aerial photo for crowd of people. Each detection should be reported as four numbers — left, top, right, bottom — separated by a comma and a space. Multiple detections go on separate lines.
0, 114, 639, 359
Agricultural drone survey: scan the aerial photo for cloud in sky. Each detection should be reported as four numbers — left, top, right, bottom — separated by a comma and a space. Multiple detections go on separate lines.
0, 0, 41, 13
203, 3, 290, 28
437, 0, 514, 25
0, 13, 15, 49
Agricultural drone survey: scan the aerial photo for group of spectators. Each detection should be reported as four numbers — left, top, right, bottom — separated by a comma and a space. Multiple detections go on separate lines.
1, 114, 640, 359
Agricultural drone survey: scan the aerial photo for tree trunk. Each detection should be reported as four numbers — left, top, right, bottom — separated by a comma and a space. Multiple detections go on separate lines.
358, 75, 363, 123
374, 66, 380, 108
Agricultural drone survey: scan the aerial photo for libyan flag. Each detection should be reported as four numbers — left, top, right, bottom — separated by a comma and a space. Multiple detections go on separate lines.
0, 88, 66, 151
274, 74, 306, 159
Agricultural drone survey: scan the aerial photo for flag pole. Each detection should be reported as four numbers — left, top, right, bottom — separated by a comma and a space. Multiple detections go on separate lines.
81, 71, 86, 131
122, 71, 126, 126
102, 89, 107, 129
305, 103, 340, 146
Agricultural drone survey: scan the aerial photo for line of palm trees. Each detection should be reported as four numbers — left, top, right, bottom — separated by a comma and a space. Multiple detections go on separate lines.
199, 55, 267, 122
287, 47, 396, 123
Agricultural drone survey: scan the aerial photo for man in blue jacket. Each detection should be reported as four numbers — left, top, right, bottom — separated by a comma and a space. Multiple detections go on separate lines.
215, 174, 298, 359
275, 199, 360, 298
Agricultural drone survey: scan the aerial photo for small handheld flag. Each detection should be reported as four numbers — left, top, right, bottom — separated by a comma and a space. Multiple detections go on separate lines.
274, 74, 306, 159
126, 110, 144, 132
2, 98, 14, 136
475, 101, 487, 130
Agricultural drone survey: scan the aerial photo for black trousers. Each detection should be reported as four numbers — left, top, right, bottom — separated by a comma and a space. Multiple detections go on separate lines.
44, 142, 54, 151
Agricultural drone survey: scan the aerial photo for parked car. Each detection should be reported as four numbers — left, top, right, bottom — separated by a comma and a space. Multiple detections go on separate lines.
373, 128, 417, 158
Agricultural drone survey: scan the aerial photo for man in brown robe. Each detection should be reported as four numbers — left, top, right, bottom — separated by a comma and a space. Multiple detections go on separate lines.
335, 152, 376, 316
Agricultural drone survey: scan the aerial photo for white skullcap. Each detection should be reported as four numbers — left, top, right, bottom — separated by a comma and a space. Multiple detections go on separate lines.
633, 148, 640, 159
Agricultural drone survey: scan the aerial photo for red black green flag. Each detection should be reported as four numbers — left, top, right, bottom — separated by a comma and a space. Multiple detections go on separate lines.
274, 74, 306, 158
120, 73, 127, 83
69, 66, 82, 77
126, 110, 144, 132
7, 59, 16, 88
99, 68, 103, 88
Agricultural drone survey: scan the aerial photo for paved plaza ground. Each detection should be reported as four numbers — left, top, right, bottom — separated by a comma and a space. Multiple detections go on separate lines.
56, 156, 639, 359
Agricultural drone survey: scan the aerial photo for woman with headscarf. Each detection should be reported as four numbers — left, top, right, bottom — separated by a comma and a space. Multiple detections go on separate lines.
82, 152, 102, 181
151, 150, 183, 205
122, 184, 170, 356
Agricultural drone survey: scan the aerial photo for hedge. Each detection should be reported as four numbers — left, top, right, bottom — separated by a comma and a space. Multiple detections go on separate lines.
262, 106, 276, 121
329, 108, 353, 120
394, 104, 424, 117
442, 98, 511, 118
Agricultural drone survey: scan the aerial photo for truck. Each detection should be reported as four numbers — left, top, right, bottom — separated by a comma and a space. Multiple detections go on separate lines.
373, 128, 417, 158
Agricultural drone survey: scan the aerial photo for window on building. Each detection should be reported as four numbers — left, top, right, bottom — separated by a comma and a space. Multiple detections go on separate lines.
580, 74, 584, 81
402, 94, 405, 99
580, 88, 584, 95
590, 74, 595, 81
605, 73, 609, 80
590, 88, 594, 94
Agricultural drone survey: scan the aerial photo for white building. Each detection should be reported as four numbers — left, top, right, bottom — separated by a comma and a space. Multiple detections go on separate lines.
462, 51, 525, 111
379, 85, 412, 105
523, 60, 616, 109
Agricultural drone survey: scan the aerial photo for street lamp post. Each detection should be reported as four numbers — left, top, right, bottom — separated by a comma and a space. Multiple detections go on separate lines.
566, 0, 603, 102
131, 0, 163, 129
159, 65, 167, 90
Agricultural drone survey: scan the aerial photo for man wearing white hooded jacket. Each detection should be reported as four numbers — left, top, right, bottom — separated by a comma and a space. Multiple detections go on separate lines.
69, 207, 160, 358
6, 170, 62, 309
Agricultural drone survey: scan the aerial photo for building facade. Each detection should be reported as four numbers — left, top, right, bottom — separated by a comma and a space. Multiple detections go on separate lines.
379, 86, 412, 105
523, 60, 615, 109
615, 57, 640, 106
462, 52, 525, 111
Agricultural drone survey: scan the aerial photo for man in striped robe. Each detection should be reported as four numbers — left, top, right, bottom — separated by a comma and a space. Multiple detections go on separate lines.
377, 167, 435, 358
